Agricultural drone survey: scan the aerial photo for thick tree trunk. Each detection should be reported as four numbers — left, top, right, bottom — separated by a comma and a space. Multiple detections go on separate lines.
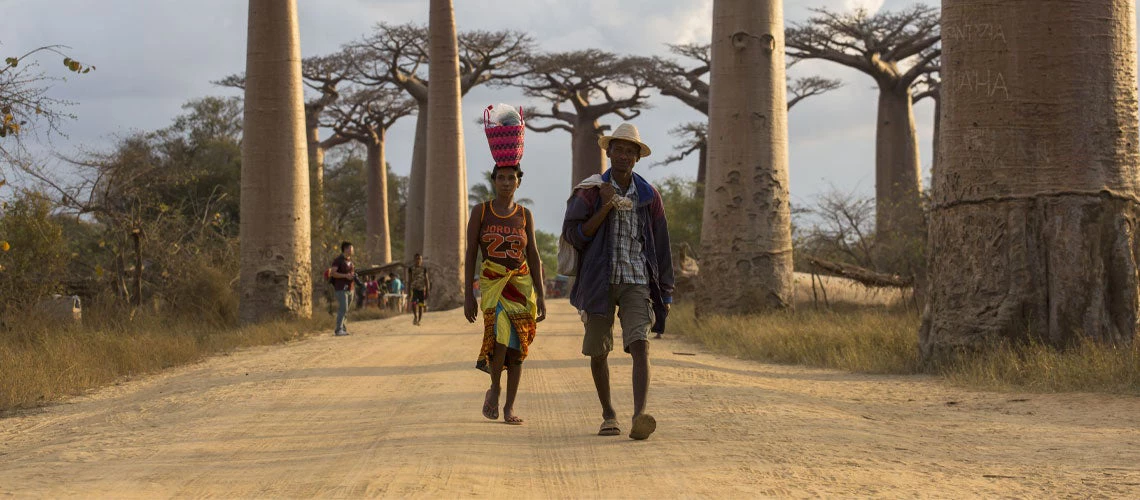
571, 118, 606, 186
239, 0, 312, 323
305, 119, 326, 237
405, 100, 429, 259
921, 0, 1140, 361
697, 0, 793, 315
365, 137, 392, 265
423, 0, 466, 310
874, 86, 924, 253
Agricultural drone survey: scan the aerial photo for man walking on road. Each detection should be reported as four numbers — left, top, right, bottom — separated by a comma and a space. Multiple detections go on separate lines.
561, 123, 674, 440
328, 241, 356, 336
408, 253, 430, 326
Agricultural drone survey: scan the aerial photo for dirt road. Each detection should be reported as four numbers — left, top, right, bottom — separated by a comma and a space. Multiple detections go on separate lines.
2, 299, 1138, 498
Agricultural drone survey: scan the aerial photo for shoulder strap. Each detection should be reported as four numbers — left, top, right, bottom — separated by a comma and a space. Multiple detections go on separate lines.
480, 201, 487, 223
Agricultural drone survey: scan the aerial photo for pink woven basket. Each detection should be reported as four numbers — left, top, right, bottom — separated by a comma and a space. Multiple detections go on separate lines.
484, 106, 525, 167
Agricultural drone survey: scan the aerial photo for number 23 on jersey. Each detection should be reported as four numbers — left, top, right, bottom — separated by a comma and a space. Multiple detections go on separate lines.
482, 232, 525, 260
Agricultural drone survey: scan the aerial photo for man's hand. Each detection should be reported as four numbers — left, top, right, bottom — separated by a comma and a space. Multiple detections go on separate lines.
598, 183, 616, 206
464, 294, 478, 323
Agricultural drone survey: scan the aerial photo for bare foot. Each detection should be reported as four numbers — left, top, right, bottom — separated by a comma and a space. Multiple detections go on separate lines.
482, 387, 500, 420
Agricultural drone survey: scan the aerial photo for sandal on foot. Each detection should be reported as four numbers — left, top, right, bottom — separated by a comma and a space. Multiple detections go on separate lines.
598, 418, 621, 436
504, 414, 524, 425
482, 389, 499, 420
630, 413, 656, 440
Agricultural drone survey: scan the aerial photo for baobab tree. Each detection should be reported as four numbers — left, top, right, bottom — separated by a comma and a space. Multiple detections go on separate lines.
648, 43, 840, 183
921, 0, 1139, 359
698, 0, 793, 315
422, 0, 466, 310
652, 42, 842, 115
651, 43, 712, 115
654, 78, 842, 183
298, 53, 352, 233
239, 0, 311, 323
519, 50, 653, 186
912, 69, 941, 190
324, 86, 415, 264
216, 52, 353, 237
786, 6, 940, 256
349, 23, 533, 258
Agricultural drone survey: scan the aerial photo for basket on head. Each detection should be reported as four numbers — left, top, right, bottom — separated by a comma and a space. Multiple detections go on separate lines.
484, 104, 525, 167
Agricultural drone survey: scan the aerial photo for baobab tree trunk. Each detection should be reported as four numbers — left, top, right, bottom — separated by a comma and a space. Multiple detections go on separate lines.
306, 119, 326, 235
571, 118, 606, 185
239, 0, 312, 323
697, 0, 793, 315
365, 137, 392, 264
423, 0, 466, 310
874, 86, 924, 257
921, 0, 1140, 361
405, 101, 429, 259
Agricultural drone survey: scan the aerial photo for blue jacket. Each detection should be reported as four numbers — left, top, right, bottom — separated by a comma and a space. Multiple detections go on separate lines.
562, 170, 675, 315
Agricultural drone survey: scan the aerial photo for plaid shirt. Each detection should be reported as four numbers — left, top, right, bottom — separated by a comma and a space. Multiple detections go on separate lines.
609, 178, 648, 285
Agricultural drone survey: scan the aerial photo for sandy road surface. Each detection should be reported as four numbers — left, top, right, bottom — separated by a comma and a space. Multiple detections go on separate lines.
2, 299, 1139, 498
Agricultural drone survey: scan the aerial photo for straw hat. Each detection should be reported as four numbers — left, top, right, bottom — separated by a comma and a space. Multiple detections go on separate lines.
598, 123, 651, 158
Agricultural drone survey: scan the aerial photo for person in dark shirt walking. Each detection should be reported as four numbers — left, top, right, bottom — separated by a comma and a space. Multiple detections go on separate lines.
561, 123, 674, 440
328, 241, 356, 336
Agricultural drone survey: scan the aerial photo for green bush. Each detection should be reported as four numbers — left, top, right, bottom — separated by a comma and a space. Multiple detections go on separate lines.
0, 191, 69, 311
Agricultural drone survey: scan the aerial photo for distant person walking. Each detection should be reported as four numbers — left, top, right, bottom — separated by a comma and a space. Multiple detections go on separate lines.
561, 123, 674, 440
408, 254, 430, 325
328, 241, 356, 336
465, 103, 546, 425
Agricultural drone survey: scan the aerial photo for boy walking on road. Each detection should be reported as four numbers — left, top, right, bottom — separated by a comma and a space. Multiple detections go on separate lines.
408, 254, 430, 326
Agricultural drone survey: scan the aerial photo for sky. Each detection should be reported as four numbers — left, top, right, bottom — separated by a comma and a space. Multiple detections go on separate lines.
3, 0, 938, 235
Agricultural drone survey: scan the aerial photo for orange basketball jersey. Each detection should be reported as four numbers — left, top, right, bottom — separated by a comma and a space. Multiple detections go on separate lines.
479, 201, 528, 270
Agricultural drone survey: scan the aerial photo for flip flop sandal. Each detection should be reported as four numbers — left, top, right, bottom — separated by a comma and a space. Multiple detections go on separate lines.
629, 413, 656, 440
482, 389, 499, 420
598, 418, 621, 436
504, 414, 524, 425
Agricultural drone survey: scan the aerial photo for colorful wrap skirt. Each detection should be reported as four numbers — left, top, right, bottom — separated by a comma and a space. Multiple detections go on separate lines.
475, 259, 537, 373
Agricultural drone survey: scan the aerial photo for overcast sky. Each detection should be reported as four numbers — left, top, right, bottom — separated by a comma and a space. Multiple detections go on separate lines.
5, 0, 948, 235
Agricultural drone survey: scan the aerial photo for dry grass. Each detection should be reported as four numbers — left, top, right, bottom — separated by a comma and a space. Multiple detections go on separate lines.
0, 304, 399, 413
672, 304, 1140, 394
671, 303, 922, 375
942, 340, 1140, 394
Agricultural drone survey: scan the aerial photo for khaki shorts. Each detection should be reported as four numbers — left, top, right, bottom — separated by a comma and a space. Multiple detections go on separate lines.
581, 284, 655, 356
